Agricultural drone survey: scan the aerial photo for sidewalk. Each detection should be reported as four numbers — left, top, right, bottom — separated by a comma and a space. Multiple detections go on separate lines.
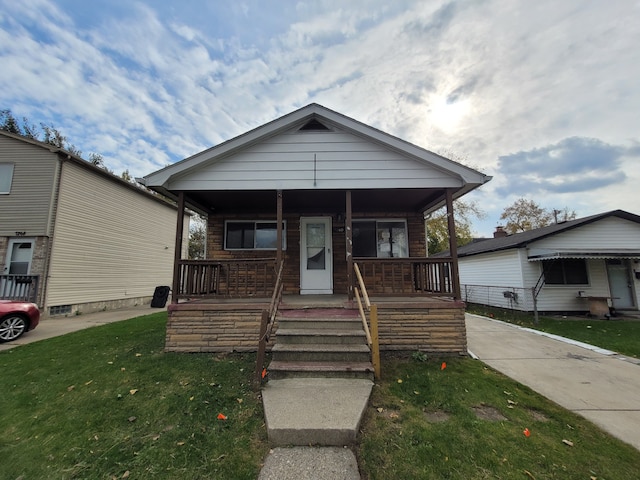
466, 313, 640, 451
0, 305, 161, 352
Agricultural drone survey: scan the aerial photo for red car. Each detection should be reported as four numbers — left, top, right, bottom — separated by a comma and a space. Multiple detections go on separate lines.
0, 300, 40, 342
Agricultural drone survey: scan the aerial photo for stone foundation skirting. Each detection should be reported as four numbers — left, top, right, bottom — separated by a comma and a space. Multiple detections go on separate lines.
165, 299, 467, 355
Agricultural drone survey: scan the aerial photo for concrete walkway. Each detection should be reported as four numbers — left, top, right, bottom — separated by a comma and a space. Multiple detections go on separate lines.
0, 305, 162, 352
466, 313, 640, 451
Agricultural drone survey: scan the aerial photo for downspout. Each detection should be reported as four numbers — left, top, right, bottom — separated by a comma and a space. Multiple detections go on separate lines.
40, 155, 66, 310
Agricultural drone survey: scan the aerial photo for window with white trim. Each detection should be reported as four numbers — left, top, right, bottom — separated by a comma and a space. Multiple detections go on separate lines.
0, 163, 14, 194
353, 220, 408, 258
224, 221, 286, 250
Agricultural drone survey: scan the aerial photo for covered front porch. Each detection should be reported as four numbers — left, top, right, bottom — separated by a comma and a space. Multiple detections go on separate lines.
139, 104, 491, 360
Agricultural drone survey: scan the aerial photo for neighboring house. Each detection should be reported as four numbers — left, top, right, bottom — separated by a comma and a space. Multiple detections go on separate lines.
0, 130, 187, 316
141, 103, 491, 360
453, 210, 640, 315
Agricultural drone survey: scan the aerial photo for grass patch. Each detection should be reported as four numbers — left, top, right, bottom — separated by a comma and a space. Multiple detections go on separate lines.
0, 313, 268, 480
467, 305, 640, 358
357, 355, 640, 480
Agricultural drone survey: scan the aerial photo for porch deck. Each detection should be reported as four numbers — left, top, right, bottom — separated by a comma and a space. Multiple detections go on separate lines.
166, 294, 467, 355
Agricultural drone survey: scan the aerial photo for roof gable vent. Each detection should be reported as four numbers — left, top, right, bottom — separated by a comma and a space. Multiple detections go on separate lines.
298, 118, 330, 131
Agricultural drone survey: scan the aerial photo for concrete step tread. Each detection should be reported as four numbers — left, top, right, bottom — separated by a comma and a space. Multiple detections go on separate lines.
268, 360, 374, 373
272, 343, 370, 353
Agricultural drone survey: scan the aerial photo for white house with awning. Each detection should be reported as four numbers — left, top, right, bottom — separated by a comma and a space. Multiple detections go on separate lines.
453, 210, 640, 315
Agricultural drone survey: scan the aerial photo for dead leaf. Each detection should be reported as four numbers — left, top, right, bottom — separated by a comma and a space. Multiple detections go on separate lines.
122, 471, 130, 479
236, 398, 243, 404
177, 441, 185, 446
507, 399, 517, 405
524, 470, 535, 480
67, 385, 75, 391
121, 367, 126, 372
85, 380, 93, 386
152, 435, 160, 441
389, 413, 399, 419
128, 416, 137, 423
562, 439, 574, 447
217, 413, 227, 420
414, 391, 420, 395
377, 407, 384, 413
397, 379, 403, 384
129, 389, 138, 395
135, 353, 142, 357
189, 396, 194, 401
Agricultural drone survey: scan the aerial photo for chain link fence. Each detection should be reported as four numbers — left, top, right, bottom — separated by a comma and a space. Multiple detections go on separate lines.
461, 283, 537, 313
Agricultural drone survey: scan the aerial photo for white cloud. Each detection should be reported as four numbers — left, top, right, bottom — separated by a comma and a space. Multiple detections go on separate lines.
0, 0, 639, 235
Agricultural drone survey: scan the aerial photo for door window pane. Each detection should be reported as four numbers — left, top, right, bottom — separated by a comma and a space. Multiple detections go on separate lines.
9, 241, 33, 274
306, 223, 326, 270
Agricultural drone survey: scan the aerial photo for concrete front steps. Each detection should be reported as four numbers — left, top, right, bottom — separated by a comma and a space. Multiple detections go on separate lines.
268, 308, 374, 380
263, 307, 374, 446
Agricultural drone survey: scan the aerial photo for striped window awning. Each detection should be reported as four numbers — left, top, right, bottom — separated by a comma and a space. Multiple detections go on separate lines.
527, 249, 640, 261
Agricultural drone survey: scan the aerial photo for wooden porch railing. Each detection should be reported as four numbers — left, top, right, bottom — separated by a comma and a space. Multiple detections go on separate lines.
176, 259, 277, 299
354, 258, 456, 297
255, 260, 285, 386
0, 275, 39, 303
354, 262, 380, 380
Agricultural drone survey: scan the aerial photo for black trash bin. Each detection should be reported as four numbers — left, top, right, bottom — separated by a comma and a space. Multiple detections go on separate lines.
151, 286, 171, 308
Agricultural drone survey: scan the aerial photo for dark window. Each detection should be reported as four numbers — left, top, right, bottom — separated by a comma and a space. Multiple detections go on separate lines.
543, 259, 588, 285
299, 119, 330, 131
352, 220, 408, 258
225, 221, 285, 250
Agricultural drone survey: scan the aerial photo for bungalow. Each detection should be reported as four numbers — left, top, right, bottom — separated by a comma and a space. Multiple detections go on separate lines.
454, 210, 640, 317
0, 130, 187, 316
140, 104, 490, 375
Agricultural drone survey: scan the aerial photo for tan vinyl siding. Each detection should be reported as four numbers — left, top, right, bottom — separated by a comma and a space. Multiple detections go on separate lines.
169, 130, 462, 191
0, 136, 56, 236
46, 161, 177, 306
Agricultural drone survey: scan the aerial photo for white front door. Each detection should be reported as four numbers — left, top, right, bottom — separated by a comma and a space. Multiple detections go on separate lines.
300, 217, 333, 294
606, 259, 635, 309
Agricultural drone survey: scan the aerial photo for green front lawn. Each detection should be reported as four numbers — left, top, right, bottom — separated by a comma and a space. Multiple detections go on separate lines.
0, 313, 268, 479
2, 312, 639, 479
357, 355, 640, 479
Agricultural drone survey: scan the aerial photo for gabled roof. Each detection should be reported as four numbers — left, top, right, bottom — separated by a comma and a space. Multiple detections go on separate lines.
140, 104, 491, 211
0, 129, 176, 209
453, 210, 640, 257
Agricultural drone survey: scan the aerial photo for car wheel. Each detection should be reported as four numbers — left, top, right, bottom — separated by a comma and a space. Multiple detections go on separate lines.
0, 314, 28, 342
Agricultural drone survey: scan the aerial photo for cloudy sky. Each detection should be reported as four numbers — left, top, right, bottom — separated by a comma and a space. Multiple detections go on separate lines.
1, 0, 639, 236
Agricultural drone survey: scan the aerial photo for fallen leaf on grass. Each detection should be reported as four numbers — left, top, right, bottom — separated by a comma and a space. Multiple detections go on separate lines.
236, 398, 243, 404
523, 428, 531, 437
377, 407, 384, 413
129, 389, 138, 395
562, 439, 574, 447
177, 441, 185, 446
507, 399, 517, 405
128, 416, 137, 423
524, 470, 535, 479
122, 471, 130, 479
67, 385, 75, 391
217, 413, 227, 420
121, 367, 126, 372
85, 380, 93, 386
135, 353, 142, 357
441, 362, 447, 370
189, 396, 194, 401
397, 379, 403, 384
389, 413, 399, 419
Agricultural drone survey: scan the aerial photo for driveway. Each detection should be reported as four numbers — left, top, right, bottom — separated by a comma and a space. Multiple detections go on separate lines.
466, 313, 640, 451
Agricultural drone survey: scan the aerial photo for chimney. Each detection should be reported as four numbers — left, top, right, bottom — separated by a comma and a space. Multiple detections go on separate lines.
494, 226, 508, 238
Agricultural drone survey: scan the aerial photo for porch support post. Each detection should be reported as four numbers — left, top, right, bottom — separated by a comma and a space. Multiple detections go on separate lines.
445, 189, 461, 300
172, 191, 186, 304
346, 190, 353, 300
276, 190, 283, 267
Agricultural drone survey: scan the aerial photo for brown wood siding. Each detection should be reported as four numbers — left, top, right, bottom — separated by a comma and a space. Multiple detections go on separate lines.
207, 211, 427, 296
